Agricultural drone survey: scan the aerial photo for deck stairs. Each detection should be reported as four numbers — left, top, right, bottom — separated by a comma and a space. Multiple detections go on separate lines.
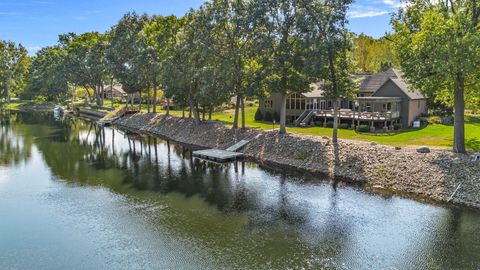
295, 110, 314, 127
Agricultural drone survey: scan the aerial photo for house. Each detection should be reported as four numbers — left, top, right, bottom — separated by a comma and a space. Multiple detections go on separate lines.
159, 98, 176, 110
259, 68, 427, 129
103, 85, 127, 99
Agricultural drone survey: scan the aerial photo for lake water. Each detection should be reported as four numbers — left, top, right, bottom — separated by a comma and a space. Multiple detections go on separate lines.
0, 110, 479, 269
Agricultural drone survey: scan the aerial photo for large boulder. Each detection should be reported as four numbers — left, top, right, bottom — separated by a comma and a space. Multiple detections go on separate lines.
417, 146, 431, 153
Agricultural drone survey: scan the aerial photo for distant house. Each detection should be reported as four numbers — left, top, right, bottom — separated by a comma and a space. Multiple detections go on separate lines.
103, 85, 127, 99
159, 98, 176, 110
259, 69, 427, 128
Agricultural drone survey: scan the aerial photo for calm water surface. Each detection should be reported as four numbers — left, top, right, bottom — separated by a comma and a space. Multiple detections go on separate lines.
0, 111, 479, 270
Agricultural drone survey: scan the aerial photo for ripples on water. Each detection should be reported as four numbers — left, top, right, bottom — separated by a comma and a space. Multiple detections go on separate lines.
0, 111, 479, 269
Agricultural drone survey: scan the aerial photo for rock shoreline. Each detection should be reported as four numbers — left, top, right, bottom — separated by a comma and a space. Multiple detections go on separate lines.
115, 113, 480, 209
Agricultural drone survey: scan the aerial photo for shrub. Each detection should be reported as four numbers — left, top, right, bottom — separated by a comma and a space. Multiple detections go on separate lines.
393, 124, 402, 130
339, 123, 349, 129
246, 100, 257, 107
326, 121, 334, 128
273, 112, 280, 122
427, 116, 441, 124
264, 111, 273, 122
254, 109, 263, 121
34, 95, 47, 104
358, 125, 370, 132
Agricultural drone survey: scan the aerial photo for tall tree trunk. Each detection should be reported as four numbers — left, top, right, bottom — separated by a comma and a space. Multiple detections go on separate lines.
328, 47, 339, 143
95, 85, 102, 106
110, 79, 114, 108
241, 96, 245, 129
153, 84, 157, 113
138, 91, 142, 111
279, 92, 287, 134
147, 86, 151, 113
202, 105, 206, 121
166, 98, 170, 116
189, 99, 200, 125
182, 108, 185, 118
84, 87, 92, 104
100, 83, 104, 106
332, 98, 339, 143
233, 95, 241, 129
453, 74, 466, 153
208, 105, 213, 121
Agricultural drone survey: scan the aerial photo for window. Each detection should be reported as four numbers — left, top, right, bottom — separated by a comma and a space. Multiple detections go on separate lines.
286, 93, 306, 110
264, 100, 273, 109
418, 100, 421, 109
387, 103, 392, 110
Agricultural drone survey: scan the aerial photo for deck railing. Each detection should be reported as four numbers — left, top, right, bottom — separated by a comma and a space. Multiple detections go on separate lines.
314, 109, 400, 120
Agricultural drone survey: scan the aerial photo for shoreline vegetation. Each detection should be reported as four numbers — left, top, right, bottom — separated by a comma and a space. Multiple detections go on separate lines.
2, 102, 479, 209
3, 100, 480, 150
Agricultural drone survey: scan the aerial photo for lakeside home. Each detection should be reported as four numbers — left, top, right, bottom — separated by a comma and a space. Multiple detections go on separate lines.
259, 68, 428, 129
103, 85, 127, 99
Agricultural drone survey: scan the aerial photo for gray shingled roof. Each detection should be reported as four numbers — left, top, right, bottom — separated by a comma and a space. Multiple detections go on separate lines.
389, 78, 426, 100
301, 68, 426, 100
359, 68, 426, 100
304, 82, 325, 98
359, 68, 401, 93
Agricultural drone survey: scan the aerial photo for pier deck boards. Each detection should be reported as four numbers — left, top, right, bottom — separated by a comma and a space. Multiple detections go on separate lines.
193, 149, 244, 162
225, 140, 250, 152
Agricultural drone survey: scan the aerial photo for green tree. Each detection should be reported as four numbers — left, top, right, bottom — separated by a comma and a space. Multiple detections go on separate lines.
392, 0, 480, 153
0, 41, 29, 102
27, 46, 69, 101
144, 15, 184, 113
107, 12, 150, 108
301, 0, 357, 143
59, 32, 110, 106
206, 0, 261, 129
353, 33, 398, 73
251, 0, 310, 134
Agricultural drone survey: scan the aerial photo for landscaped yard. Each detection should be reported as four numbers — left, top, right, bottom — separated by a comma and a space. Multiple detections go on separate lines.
161, 105, 480, 150
3, 100, 479, 150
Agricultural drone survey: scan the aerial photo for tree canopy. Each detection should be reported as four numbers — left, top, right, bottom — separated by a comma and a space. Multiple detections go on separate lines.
392, 0, 480, 153
0, 41, 29, 102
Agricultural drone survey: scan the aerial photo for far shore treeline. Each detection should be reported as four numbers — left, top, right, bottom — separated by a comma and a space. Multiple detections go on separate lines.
0, 0, 479, 153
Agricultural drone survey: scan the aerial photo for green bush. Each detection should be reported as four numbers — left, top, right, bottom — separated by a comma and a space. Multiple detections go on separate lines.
34, 95, 47, 104
358, 125, 370, 132
326, 121, 334, 128
427, 116, 441, 124
393, 124, 401, 130
254, 109, 263, 121
339, 123, 349, 129
264, 111, 273, 122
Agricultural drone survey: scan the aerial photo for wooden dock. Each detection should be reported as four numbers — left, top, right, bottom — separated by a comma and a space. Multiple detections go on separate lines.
192, 134, 257, 163
193, 149, 244, 162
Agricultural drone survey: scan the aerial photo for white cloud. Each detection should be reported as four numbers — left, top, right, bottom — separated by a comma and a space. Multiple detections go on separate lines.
382, 0, 402, 8
349, 9, 389, 18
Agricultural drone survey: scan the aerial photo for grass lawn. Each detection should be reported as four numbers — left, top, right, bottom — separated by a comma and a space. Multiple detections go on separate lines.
159, 105, 480, 151
4, 100, 479, 150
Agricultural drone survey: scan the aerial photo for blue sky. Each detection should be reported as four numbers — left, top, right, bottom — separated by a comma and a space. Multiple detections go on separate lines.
0, 0, 399, 55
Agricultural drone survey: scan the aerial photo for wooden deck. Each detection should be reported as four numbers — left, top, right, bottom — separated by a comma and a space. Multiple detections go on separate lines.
192, 149, 244, 162
192, 134, 257, 163
314, 110, 400, 121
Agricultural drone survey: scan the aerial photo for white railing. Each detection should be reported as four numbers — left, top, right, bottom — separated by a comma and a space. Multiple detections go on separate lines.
314, 110, 400, 120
